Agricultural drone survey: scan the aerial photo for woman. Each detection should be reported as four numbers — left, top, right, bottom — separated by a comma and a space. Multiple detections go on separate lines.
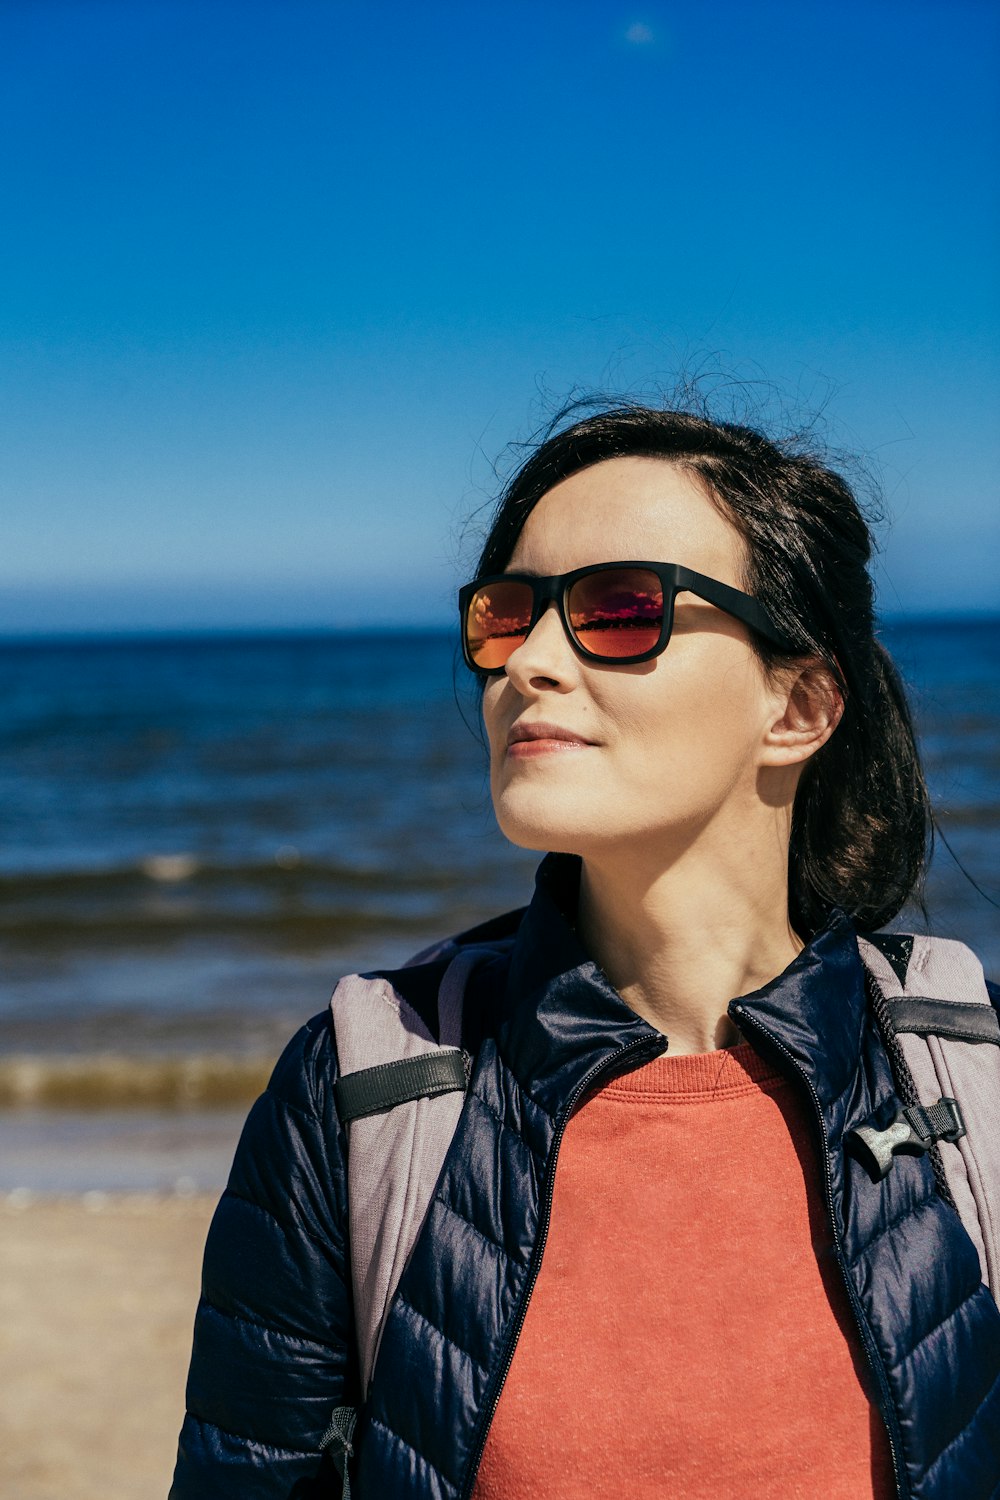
170, 403, 1000, 1499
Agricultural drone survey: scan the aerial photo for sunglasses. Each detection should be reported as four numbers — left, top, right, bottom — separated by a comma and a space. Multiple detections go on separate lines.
459, 561, 796, 676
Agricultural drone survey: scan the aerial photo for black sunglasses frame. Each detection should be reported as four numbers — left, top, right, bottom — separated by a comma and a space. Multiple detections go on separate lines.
459, 560, 798, 676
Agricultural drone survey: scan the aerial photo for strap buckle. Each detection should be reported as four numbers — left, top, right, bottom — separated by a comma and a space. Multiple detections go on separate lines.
846, 1097, 966, 1181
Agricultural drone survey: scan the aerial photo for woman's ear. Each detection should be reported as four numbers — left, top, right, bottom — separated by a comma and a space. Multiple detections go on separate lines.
761, 659, 845, 767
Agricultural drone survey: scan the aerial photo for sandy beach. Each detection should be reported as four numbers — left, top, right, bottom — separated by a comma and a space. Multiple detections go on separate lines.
1, 1192, 216, 1500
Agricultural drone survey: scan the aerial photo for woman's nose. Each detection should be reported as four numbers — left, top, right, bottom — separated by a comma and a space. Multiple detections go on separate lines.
502, 600, 577, 689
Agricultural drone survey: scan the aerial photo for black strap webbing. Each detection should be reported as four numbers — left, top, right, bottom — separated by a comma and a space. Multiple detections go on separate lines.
904, 1097, 967, 1147
887, 997, 1000, 1046
334, 1048, 468, 1125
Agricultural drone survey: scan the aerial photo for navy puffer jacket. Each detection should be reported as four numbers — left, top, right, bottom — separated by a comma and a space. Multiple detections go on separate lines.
170, 854, 1000, 1499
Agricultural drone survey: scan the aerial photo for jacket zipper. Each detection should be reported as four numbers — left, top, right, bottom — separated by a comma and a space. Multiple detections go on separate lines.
458, 1030, 667, 1500
730, 1004, 908, 1500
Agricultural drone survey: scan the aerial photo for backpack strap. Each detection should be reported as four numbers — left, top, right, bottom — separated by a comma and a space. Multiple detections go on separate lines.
857, 932, 1000, 1298
884, 998, 1000, 1046
334, 1049, 470, 1125
329, 938, 511, 1396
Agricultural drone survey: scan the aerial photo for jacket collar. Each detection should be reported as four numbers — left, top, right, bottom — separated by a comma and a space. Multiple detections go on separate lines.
727, 904, 870, 1110
499, 852, 869, 1116
499, 853, 662, 1117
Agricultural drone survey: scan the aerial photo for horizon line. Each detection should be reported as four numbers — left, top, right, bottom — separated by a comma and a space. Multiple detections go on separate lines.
1, 610, 998, 649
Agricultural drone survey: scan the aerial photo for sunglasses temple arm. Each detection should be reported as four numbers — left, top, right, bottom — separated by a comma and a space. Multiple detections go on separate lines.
684, 573, 795, 651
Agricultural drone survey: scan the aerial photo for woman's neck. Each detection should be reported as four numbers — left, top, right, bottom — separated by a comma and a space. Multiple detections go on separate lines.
575, 851, 805, 1056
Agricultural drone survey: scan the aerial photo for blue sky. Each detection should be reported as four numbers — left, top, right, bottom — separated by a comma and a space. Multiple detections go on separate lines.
2, 0, 998, 632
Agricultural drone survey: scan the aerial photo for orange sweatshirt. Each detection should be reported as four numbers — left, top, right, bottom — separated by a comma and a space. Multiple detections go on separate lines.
473, 1041, 895, 1499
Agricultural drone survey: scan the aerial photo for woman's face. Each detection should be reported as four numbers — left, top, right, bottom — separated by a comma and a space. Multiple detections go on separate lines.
482, 455, 796, 860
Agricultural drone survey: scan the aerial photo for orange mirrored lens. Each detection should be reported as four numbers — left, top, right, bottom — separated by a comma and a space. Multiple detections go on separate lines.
465, 580, 535, 670
568, 568, 664, 658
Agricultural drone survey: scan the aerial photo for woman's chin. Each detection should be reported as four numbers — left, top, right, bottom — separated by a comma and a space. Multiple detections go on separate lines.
493, 790, 603, 855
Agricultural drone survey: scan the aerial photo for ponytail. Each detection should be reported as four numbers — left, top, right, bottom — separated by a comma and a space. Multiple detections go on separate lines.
787, 640, 931, 935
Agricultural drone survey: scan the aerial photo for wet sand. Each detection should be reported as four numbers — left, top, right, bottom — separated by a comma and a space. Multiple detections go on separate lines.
1, 1192, 216, 1500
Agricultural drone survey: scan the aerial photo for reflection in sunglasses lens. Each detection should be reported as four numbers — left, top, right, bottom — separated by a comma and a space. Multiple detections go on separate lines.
466, 580, 535, 670
568, 568, 664, 658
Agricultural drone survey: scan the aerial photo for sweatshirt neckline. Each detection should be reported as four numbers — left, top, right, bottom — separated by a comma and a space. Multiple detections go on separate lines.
603, 1040, 784, 1099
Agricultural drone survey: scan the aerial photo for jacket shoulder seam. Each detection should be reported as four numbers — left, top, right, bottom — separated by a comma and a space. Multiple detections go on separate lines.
268, 1014, 336, 1122
261, 1083, 320, 1130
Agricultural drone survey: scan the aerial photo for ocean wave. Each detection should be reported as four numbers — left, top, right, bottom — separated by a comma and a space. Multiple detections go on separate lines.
0, 854, 468, 897
0, 855, 486, 947
0, 1053, 274, 1109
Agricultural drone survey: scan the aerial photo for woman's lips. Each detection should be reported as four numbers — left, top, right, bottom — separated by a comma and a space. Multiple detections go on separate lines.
507, 737, 591, 758
505, 722, 595, 757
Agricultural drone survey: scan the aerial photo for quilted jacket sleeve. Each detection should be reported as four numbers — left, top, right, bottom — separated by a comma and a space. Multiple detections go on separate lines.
169, 1011, 358, 1500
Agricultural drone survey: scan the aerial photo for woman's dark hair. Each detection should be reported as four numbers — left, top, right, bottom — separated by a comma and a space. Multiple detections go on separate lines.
471, 399, 932, 938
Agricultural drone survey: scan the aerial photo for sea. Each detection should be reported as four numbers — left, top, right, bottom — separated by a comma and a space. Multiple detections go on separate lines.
1, 620, 997, 1192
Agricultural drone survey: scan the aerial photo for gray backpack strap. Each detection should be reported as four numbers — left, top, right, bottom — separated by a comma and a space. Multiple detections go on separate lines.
329, 941, 506, 1395
857, 933, 1000, 1297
